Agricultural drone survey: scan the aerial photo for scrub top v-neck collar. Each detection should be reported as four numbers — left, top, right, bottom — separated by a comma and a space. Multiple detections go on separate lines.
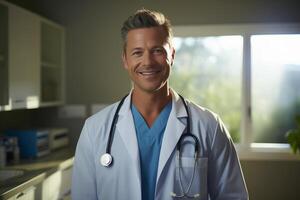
131, 101, 172, 200
131, 101, 172, 140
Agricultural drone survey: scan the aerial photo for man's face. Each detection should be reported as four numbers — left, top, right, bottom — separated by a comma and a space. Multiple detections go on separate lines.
122, 26, 175, 94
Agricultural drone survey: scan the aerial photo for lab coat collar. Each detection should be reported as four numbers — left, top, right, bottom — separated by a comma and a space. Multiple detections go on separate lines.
156, 88, 187, 190
117, 88, 133, 116
170, 88, 188, 119
116, 89, 142, 196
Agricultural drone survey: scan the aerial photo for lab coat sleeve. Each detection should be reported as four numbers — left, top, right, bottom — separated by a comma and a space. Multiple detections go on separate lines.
207, 117, 249, 200
72, 120, 97, 200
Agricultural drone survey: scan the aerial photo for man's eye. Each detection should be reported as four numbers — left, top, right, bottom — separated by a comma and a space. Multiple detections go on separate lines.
153, 48, 163, 54
132, 51, 142, 56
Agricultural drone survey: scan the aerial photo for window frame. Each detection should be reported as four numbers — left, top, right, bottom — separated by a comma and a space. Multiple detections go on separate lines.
173, 23, 300, 160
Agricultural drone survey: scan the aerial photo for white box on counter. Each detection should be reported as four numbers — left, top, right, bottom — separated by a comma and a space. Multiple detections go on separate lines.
49, 128, 69, 150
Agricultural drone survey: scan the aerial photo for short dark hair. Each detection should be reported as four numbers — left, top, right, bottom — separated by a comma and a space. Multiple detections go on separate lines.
121, 9, 173, 50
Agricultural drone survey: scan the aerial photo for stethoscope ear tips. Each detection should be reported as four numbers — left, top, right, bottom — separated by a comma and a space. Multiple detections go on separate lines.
100, 153, 113, 167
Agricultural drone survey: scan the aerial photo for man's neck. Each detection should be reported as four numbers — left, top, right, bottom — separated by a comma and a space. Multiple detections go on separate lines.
131, 87, 172, 127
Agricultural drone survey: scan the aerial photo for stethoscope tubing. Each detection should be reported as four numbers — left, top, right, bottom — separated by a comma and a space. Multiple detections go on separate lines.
103, 94, 200, 163
101, 93, 201, 198
106, 94, 128, 155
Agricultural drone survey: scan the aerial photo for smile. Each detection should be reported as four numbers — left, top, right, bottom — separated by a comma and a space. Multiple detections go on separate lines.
138, 70, 161, 76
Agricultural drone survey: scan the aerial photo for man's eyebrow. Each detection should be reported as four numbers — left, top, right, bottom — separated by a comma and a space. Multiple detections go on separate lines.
152, 45, 164, 49
129, 45, 164, 53
130, 47, 143, 52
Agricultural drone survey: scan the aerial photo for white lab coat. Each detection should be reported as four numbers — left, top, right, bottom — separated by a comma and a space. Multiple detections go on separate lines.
72, 89, 248, 200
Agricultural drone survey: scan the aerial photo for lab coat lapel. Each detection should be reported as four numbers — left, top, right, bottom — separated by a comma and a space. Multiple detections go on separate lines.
116, 93, 142, 186
156, 90, 187, 184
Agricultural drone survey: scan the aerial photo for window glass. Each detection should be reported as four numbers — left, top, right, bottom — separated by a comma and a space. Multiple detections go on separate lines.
251, 34, 300, 143
170, 36, 243, 142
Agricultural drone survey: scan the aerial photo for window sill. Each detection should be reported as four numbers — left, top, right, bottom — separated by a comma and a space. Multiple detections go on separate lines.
235, 143, 300, 161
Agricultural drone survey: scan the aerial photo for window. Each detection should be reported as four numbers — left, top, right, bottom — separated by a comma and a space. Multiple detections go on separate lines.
170, 36, 243, 142
251, 34, 300, 143
171, 24, 300, 155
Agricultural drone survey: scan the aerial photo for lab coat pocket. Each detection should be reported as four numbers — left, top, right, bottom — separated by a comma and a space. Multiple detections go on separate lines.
174, 157, 208, 200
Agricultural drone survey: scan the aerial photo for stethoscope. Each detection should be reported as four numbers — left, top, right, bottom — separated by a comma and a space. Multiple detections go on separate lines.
100, 94, 201, 199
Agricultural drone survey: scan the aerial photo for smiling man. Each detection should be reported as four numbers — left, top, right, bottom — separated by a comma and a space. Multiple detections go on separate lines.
72, 9, 249, 200
122, 23, 174, 127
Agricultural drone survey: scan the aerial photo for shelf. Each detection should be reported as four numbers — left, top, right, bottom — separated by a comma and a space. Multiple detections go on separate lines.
41, 61, 60, 69
39, 101, 64, 107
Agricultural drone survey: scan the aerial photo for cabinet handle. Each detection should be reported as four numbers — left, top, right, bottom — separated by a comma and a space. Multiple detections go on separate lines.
16, 192, 25, 199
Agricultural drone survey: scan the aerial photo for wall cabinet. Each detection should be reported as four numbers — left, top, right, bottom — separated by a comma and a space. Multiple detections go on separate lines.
40, 20, 65, 106
0, 1, 65, 111
7, 3, 40, 110
0, 4, 8, 106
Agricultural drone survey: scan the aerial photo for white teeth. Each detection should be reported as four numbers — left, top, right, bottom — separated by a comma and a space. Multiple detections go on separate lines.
141, 72, 155, 75
139, 70, 160, 75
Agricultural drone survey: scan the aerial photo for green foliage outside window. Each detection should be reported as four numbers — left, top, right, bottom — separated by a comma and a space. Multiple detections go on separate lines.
170, 37, 242, 142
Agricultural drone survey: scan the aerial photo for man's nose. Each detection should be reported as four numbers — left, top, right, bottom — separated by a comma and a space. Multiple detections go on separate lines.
142, 51, 155, 66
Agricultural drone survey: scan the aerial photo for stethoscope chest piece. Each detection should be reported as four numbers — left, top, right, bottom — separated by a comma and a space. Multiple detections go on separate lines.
100, 153, 113, 167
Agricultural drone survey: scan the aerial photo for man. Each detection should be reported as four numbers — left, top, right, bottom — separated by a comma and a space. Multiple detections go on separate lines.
72, 9, 248, 200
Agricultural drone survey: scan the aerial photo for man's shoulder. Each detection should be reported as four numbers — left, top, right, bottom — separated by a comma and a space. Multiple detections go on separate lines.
85, 102, 119, 127
185, 100, 227, 145
171, 89, 220, 125
187, 100, 219, 124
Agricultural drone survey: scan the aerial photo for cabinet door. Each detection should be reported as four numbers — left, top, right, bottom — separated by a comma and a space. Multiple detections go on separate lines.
42, 170, 62, 200
40, 20, 65, 106
0, 4, 8, 107
6, 4, 40, 110
59, 167, 73, 199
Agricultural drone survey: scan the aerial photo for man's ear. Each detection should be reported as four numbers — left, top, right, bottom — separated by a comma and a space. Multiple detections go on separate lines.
122, 52, 128, 69
171, 47, 175, 66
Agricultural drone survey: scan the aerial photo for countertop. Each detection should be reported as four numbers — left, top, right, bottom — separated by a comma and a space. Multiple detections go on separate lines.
0, 147, 74, 199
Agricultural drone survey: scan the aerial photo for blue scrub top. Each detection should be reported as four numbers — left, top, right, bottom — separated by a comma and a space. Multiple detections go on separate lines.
131, 102, 172, 200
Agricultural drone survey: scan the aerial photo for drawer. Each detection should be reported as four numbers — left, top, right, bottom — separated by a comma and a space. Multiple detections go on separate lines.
8, 186, 35, 200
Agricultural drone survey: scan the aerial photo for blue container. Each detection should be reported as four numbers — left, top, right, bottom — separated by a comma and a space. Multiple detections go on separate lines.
5, 129, 50, 158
